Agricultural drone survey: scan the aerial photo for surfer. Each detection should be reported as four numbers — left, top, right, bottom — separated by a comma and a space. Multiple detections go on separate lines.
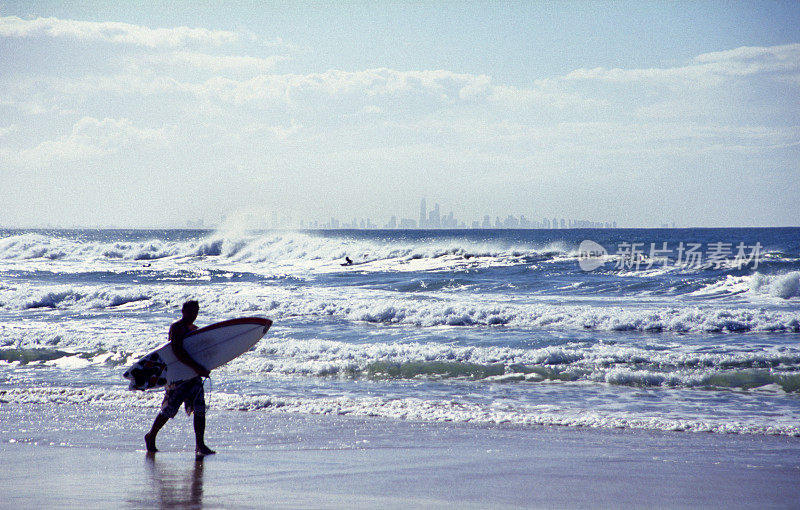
342, 256, 353, 266
145, 300, 215, 455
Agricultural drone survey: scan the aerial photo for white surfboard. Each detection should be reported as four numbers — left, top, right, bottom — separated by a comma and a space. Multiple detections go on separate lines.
124, 317, 272, 390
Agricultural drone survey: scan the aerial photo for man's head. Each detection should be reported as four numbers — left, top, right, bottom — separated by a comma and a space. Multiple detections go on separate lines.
181, 300, 199, 323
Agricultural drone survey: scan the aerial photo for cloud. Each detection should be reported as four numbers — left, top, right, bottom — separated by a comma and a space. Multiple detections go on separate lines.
23, 67, 504, 112
130, 50, 288, 74
16, 117, 172, 167
269, 120, 303, 141
559, 43, 800, 86
693, 43, 800, 65
2, 34, 797, 187
193, 68, 495, 106
0, 15, 244, 48
560, 65, 722, 86
0, 97, 50, 115
375, 118, 800, 161
46, 66, 581, 116
0, 124, 18, 137
489, 84, 607, 110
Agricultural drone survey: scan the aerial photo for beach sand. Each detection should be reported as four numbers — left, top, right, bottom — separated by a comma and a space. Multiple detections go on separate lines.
2, 401, 799, 509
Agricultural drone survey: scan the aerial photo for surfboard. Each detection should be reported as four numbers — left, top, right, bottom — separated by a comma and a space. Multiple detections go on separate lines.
123, 317, 272, 391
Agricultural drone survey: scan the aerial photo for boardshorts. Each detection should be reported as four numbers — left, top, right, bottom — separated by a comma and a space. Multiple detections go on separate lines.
159, 376, 206, 418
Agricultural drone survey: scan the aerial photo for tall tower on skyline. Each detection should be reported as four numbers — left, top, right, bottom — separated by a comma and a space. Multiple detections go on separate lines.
419, 198, 426, 229
430, 203, 441, 228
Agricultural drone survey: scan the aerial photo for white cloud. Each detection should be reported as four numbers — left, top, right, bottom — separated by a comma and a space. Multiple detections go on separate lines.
41, 66, 580, 115
693, 43, 800, 65
0, 124, 18, 137
202, 67, 494, 104
489, 84, 607, 110
130, 51, 288, 74
194, 68, 488, 106
0, 97, 50, 115
16, 117, 172, 167
27, 67, 505, 111
377, 117, 800, 161
0, 15, 243, 48
560, 65, 722, 85
559, 43, 800, 85
1, 30, 797, 227
269, 120, 303, 141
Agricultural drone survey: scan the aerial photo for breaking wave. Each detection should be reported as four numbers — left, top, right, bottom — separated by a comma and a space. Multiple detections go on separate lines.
4, 336, 799, 393
0, 231, 569, 269
234, 337, 800, 392
1, 281, 799, 334
750, 271, 800, 299
2, 386, 797, 436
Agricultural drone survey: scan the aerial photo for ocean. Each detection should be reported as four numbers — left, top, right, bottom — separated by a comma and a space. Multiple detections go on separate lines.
1, 227, 799, 437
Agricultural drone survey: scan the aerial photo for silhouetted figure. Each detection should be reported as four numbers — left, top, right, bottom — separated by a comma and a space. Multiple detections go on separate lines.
342, 256, 354, 266
145, 300, 215, 455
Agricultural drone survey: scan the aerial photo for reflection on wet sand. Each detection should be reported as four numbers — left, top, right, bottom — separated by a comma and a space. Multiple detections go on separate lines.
130, 453, 204, 508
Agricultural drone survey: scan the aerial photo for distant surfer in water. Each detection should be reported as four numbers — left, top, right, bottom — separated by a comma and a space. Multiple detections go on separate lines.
342, 256, 353, 266
145, 300, 215, 455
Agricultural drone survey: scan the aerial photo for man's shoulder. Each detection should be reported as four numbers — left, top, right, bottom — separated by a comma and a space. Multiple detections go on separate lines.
169, 320, 190, 341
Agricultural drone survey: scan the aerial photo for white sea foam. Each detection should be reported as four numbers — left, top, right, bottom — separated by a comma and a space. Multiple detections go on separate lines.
2, 386, 797, 436
235, 337, 800, 391
750, 271, 800, 299
4, 327, 798, 393
0, 231, 568, 274
2, 280, 798, 335
15, 287, 151, 310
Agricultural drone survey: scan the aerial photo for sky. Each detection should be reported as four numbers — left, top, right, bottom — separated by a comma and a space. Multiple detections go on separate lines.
1, 1, 798, 228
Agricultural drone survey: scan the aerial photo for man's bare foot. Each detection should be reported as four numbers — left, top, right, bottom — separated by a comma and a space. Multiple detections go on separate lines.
196, 445, 215, 455
145, 433, 158, 453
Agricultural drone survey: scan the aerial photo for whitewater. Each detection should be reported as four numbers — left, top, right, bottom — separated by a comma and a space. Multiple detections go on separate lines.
1, 227, 799, 436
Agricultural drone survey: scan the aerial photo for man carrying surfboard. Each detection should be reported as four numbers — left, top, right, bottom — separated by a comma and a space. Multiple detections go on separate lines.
145, 300, 215, 455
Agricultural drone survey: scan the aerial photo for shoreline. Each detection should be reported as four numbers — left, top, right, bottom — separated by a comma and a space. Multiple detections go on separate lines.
3, 402, 800, 508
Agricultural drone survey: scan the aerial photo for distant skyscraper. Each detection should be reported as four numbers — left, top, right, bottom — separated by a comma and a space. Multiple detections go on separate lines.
429, 203, 441, 228
419, 198, 426, 229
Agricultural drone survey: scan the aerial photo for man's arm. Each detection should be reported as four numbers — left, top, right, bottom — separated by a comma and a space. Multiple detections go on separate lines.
170, 323, 211, 378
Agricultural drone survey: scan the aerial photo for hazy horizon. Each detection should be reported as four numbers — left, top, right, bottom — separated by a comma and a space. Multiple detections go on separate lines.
2, 2, 799, 229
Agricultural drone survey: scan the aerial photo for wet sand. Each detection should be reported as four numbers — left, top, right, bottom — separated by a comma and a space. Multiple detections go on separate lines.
2, 402, 800, 509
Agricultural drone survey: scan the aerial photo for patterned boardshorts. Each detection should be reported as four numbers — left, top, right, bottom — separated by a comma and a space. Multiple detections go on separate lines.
159, 376, 206, 418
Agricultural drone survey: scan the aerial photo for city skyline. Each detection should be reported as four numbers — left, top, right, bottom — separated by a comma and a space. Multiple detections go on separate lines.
201, 198, 620, 230
8, 197, 623, 230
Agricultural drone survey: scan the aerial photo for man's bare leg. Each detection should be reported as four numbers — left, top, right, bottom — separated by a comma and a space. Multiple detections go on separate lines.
145, 414, 168, 452
194, 413, 215, 455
